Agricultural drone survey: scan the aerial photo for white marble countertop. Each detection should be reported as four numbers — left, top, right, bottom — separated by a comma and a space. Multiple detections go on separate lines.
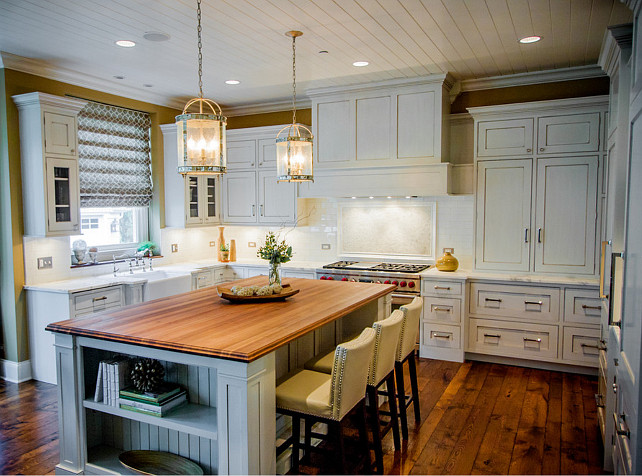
420, 266, 600, 286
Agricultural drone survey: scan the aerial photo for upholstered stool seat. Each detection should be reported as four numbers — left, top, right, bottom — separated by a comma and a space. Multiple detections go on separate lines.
276, 327, 376, 474
303, 350, 335, 374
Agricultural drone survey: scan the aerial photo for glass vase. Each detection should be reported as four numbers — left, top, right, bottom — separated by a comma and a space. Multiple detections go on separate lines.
269, 261, 281, 286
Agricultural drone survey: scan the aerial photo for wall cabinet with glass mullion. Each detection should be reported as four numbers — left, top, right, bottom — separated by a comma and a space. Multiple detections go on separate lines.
184, 175, 219, 226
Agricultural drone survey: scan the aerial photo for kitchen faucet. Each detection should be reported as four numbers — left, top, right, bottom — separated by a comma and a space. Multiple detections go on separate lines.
112, 255, 119, 277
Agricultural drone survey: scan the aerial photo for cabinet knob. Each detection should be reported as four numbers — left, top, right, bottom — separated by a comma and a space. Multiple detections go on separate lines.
539, 147, 545, 152
526, 148, 532, 153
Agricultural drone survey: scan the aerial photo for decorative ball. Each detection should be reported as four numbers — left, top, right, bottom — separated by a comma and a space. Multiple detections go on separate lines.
130, 358, 165, 393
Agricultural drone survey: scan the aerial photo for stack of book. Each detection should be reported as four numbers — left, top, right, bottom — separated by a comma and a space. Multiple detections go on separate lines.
94, 356, 130, 407
118, 384, 187, 417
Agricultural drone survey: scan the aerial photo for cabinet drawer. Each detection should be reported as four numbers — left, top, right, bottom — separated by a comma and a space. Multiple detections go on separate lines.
468, 318, 558, 359
213, 268, 226, 283
562, 326, 600, 365
194, 271, 214, 289
421, 280, 463, 297
564, 288, 601, 325
423, 297, 461, 324
469, 282, 560, 322
73, 287, 122, 315
477, 118, 534, 157
422, 323, 461, 350
537, 113, 600, 154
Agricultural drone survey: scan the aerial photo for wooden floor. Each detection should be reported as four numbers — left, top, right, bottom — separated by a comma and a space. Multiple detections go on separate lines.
0, 359, 604, 475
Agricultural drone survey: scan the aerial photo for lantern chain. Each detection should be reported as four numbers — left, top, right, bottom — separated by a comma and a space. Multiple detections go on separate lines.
292, 33, 297, 126
197, 0, 203, 101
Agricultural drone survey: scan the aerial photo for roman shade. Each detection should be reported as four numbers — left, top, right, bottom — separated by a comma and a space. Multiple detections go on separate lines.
77, 101, 152, 207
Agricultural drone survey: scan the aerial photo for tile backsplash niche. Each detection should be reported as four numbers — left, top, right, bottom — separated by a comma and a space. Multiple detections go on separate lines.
22, 196, 473, 285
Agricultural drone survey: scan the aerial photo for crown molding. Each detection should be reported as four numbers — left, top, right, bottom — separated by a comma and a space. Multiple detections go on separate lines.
1, 51, 185, 110
467, 95, 609, 118
305, 73, 454, 98
223, 98, 311, 117
12, 91, 87, 111
599, 24, 633, 75
460, 65, 606, 92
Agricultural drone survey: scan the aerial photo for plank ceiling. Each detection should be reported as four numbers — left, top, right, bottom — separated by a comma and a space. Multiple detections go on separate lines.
0, 0, 633, 111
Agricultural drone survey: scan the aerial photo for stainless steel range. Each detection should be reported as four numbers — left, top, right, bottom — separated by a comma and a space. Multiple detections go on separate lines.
316, 260, 431, 304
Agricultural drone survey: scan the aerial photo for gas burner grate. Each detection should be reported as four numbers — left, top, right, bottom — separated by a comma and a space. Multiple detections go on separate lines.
322, 260, 358, 269
370, 263, 431, 273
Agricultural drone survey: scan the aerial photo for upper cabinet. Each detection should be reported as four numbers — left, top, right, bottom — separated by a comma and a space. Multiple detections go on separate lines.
13, 92, 87, 237
469, 96, 608, 276
161, 124, 220, 228
309, 75, 454, 168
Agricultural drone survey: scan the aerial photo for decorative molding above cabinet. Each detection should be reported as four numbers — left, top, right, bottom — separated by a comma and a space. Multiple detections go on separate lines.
300, 74, 457, 198
13, 92, 87, 237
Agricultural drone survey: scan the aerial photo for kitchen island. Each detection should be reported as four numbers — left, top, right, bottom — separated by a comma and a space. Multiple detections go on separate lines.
46, 276, 394, 475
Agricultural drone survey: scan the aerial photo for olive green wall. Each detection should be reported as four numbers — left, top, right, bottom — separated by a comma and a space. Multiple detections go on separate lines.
227, 109, 311, 129
1, 69, 181, 363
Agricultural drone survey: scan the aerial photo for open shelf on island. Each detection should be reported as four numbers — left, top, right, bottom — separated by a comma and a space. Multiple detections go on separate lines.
86, 445, 128, 475
83, 399, 218, 441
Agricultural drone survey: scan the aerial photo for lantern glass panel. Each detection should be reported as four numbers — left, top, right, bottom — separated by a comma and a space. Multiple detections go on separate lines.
177, 116, 226, 173
276, 139, 313, 180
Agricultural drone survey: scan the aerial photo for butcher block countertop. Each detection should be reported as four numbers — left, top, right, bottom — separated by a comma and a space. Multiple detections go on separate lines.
45, 276, 395, 362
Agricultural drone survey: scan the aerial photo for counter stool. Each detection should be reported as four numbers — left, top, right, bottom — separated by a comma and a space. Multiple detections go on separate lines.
276, 327, 375, 474
394, 296, 423, 440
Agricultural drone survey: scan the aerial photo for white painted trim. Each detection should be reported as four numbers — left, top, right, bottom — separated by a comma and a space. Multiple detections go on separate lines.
459, 65, 606, 92
12, 91, 87, 112
224, 98, 311, 117
226, 123, 295, 139
306, 73, 455, 98
467, 95, 609, 117
1, 359, 33, 383
466, 352, 598, 376
1, 51, 185, 110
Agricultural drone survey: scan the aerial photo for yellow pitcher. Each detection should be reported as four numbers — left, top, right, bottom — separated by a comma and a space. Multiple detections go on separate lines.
436, 248, 459, 272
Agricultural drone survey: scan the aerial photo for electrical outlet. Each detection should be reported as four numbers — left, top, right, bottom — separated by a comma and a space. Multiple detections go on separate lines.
248, 242, 256, 248
37, 256, 53, 269
209, 241, 216, 247
321, 244, 331, 250
171, 244, 179, 253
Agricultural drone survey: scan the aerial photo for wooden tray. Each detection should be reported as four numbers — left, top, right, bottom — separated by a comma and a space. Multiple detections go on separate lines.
217, 283, 300, 303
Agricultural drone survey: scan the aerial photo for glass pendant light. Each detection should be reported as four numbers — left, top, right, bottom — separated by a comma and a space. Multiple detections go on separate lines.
176, 0, 226, 175
276, 31, 313, 182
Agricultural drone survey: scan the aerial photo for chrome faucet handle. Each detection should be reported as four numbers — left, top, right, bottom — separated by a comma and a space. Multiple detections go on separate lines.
129, 259, 134, 274
148, 257, 154, 271
112, 255, 119, 276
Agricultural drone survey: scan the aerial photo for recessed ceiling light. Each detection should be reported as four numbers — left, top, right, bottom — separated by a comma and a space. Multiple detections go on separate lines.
113, 75, 125, 80
143, 31, 170, 42
353, 61, 369, 67
115, 40, 136, 48
405, 196, 411, 199
387, 196, 392, 199
225, 80, 241, 85
519, 35, 541, 44
351, 196, 357, 199
143, 84, 153, 88
369, 196, 374, 199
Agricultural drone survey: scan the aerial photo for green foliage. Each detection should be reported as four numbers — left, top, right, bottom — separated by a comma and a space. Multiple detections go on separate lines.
137, 240, 159, 256
257, 231, 292, 264
220, 242, 230, 252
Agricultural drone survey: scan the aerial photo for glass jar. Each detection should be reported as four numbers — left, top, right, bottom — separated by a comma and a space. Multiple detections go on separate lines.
269, 261, 281, 286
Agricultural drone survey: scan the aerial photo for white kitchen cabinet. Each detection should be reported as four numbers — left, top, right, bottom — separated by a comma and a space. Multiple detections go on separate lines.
534, 156, 598, 274
223, 171, 258, 223
161, 124, 220, 228
477, 118, 534, 157
356, 95, 391, 161
258, 138, 277, 168
226, 139, 256, 169
13, 92, 86, 236
315, 99, 351, 165
257, 170, 296, 223
475, 159, 532, 272
537, 113, 601, 154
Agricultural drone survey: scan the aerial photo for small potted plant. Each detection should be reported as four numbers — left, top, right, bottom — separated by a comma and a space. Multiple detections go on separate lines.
220, 242, 230, 262
257, 232, 292, 286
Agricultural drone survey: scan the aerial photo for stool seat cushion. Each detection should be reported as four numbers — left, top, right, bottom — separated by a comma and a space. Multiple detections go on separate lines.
276, 369, 333, 418
304, 350, 335, 374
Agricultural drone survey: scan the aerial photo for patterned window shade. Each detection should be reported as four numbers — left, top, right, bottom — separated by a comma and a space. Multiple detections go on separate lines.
77, 101, 152, 207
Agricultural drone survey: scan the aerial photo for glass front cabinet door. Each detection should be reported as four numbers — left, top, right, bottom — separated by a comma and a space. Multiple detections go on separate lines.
184, 175, 219, 226
45, 157, 80, 234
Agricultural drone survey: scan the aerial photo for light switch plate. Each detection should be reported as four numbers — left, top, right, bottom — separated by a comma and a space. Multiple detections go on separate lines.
248, 242, 256, 248
321, 244, 331, 250
37, 256, 53, 269
171, 244, 179, 253
209, 241, 216, 247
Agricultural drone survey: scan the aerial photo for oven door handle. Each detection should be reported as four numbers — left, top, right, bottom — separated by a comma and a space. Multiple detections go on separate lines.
390, 293, 416, 305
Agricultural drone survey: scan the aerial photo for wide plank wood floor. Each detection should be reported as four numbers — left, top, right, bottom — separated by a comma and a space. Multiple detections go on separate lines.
0, 359, 603, 475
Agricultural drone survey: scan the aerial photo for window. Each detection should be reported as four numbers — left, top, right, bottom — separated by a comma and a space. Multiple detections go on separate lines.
70, 101, 152, 259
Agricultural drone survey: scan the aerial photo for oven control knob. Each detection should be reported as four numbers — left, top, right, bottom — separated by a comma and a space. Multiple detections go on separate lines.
375, 280, 382, 284
400, 281, 407, 287
350, 278, 357, 282
341, 277, 348, 281
384, 280, 391, 284
320, 276, 327, 280
392, 280, 398, 286
327, 276, 334, 280
408, 281, 415, 288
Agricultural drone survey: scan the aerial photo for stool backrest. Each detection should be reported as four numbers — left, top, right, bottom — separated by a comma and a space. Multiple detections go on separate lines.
396, 296, 423, 361
368, 310, 404, 386
330, 327, 376, 420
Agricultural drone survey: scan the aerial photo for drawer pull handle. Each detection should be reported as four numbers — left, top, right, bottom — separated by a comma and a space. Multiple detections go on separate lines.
92, 296, 108, 302
581, 343, 600, 350
484, 333, 501, 338
524, 228, 529, 243
434, 285, 451, 290
582, 304, 601, 310
613, 413, 630, 438
431, 332, 452, 339
525, 300, 543, 305
595, 393, 605, 408
433, 307, 452, 312
523, 337, 542, 343
485, 298, 502, 303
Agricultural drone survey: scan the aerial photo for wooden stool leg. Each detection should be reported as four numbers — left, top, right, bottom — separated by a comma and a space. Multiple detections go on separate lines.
335, 421, 347, 474
395, 360, 409, 440
368, 386, 384, 474
292, 415, 300, 473
386, 373, 401, 451
408, 354, 421, 423
303, 418, 312, 463
357, 400, 373, 474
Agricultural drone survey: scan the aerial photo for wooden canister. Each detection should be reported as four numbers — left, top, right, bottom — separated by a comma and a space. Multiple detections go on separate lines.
217, 226, 225, 262
229, 239, 236, 262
